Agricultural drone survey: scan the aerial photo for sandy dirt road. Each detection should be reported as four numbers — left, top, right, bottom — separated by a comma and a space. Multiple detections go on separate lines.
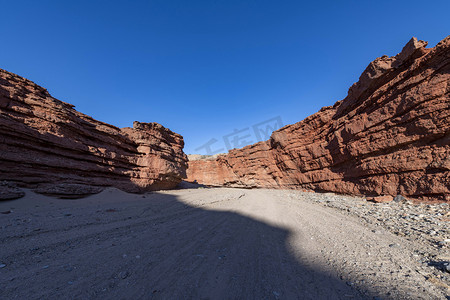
0, 188, 446, 299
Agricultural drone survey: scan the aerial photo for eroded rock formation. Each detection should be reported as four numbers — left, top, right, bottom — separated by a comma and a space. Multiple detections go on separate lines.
187, 37, 450, 202
0, 68, 188, 195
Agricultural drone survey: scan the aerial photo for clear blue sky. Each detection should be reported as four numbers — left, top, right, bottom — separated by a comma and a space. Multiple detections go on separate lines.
1, 0, 448, 154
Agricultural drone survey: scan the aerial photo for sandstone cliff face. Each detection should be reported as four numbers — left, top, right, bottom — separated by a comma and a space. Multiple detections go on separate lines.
187, 37, 450, 202
0, 68, 188, 194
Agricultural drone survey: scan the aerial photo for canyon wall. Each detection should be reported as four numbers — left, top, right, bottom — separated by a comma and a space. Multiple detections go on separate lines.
187, 37, 450, 202
0, 68, 188, 195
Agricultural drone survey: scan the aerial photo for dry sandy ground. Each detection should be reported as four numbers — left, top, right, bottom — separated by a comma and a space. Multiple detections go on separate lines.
0, 187, 447, 299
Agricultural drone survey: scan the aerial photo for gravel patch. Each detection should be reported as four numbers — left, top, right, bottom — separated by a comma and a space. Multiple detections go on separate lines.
287, 190, 450, 295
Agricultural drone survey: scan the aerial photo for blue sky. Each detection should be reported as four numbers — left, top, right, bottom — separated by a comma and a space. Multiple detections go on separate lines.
1, 0, 449, 154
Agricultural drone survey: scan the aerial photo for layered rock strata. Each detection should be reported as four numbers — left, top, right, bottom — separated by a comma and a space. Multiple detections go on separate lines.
0, 68, 188, 194
187, 37, 450, 202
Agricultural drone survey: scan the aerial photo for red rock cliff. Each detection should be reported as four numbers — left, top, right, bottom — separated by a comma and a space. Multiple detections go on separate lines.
0, 68, 188, 193
187, 37, 450, 202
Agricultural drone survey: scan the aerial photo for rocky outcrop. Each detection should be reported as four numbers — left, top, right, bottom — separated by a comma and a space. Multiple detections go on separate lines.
0, 68, 188, 195
187, 37, 450, 202
0, 182, 25, 200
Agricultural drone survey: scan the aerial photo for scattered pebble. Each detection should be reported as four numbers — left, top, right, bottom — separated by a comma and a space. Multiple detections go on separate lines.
64, 265, 74, 272
119, 271, 130, 279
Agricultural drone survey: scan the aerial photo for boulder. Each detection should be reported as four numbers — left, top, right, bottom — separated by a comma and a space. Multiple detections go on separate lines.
367, 196, 394, 203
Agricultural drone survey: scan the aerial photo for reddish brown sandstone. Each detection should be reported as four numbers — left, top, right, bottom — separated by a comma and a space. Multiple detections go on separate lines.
187, 37, 450, 202
0, 69, 188, 194
366, 196, 394, 203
